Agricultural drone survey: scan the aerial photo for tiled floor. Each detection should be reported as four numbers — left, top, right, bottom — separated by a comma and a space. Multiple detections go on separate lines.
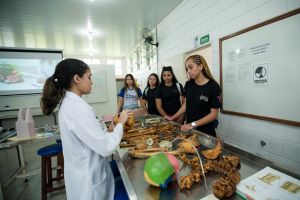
1, 139, 66, 200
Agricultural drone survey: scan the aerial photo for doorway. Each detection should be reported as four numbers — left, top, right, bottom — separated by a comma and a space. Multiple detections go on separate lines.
184, 44, 212, 80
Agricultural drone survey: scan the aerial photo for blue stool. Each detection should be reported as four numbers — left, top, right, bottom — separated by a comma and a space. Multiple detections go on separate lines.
37, 144, 65, 200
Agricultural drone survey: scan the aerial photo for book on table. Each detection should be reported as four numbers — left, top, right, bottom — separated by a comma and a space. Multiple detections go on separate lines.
236, 166, 300, 200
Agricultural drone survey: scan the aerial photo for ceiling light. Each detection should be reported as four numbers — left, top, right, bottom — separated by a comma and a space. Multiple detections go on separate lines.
88, 31, 93, 40
87, 20, 92, 32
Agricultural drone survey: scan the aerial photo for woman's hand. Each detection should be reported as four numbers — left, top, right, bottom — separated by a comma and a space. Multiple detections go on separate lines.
118, 110, 130, 125
181, 123, 193, 131
107, 122, 115, 132
164, 115, 173, 121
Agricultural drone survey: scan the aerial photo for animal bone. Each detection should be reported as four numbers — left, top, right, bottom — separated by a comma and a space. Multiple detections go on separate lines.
201, 137, 222, 159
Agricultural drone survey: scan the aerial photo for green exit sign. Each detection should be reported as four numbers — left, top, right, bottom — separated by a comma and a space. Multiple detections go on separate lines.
200, 34, 209, 45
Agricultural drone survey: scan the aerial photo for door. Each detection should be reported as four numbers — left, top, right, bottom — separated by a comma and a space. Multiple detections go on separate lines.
184, 44, 212, 80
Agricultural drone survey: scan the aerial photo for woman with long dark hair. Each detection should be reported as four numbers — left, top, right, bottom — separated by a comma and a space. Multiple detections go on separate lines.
117, 74, 142, 113
155, 66, 184, 123
167, 55, 222, 137
41, 58, 129, 200
141, 73, 160, 115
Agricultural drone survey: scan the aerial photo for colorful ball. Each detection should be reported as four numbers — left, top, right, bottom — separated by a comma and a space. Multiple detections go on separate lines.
144, 152, 179, 188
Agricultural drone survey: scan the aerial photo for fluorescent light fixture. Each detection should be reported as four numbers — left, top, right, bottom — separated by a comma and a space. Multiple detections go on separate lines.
87, 20, 92, 32
88, 31, 93, 40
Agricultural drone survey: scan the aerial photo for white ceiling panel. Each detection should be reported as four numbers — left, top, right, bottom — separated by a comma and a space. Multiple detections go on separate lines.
0, 0, 182, 57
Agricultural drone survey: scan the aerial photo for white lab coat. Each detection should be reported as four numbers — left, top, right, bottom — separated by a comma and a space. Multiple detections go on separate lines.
58, 91, 123, 200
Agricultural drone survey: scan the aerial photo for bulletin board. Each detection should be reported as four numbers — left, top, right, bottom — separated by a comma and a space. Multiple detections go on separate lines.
219, 8, 300, 126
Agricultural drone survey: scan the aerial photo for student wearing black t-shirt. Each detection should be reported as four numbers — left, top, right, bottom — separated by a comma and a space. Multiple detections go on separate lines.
167, 55, 222, 137
141, 73, 160, 115
156, 66, 185, 123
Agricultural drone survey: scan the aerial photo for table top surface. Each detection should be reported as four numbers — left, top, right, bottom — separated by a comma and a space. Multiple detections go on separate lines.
0, 126, 60, 148
115, 117, 300, 200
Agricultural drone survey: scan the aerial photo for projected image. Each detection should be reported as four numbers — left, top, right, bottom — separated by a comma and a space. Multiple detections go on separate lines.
0, 63, 24, 84
0, 59, 59, 92
0, 58, 60, 95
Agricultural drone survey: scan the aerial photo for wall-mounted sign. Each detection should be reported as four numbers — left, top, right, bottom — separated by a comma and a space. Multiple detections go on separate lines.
253, 63, 268, 87
200, 34, 209, 44
194, 34, 210, 48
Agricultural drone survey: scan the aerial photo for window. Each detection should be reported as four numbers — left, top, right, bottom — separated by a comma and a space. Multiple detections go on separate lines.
107, 59, 114, 65
83, 58, 100, 65
83, 57, 126, 77
107, 59, 123, 76
114, 59, 122, 76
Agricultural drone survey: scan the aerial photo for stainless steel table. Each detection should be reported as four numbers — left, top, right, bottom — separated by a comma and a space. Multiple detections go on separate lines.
114, 122, 300, 200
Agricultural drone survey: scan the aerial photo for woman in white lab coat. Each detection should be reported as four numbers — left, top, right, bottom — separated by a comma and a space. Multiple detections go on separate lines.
40, 58, 129, 200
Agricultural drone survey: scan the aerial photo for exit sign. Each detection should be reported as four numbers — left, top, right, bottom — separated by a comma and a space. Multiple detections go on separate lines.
200, 34, 209, 45
194, 34, 210, 48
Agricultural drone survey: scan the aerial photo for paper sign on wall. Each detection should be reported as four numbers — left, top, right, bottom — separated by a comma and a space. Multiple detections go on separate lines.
253, 63, 268, 86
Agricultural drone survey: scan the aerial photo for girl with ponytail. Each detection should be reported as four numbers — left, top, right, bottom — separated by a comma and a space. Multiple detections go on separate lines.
41, 58, 129, 200
40, 59, 78, 115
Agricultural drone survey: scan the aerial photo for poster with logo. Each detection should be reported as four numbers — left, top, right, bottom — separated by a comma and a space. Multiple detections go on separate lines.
253, 63, 268, 86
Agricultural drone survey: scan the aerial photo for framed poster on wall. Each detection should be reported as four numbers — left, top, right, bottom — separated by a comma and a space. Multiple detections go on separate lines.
219, 8, 300, 126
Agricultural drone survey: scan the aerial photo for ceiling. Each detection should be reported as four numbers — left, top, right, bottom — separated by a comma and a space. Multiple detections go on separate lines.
0, 0, 182, 57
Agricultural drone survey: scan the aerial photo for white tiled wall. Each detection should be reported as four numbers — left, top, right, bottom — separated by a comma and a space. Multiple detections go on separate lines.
157, 0, 300, 173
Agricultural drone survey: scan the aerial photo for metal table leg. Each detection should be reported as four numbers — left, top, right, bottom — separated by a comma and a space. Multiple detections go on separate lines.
18, 145, 26, 168
4, 145, 26, 188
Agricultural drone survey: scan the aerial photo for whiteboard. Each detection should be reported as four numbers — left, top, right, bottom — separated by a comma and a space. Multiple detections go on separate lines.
220, 9, 300, 126
82, 64, 109, 103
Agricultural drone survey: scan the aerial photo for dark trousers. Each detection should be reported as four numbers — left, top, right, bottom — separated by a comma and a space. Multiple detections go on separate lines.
110, 160, 129, 200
